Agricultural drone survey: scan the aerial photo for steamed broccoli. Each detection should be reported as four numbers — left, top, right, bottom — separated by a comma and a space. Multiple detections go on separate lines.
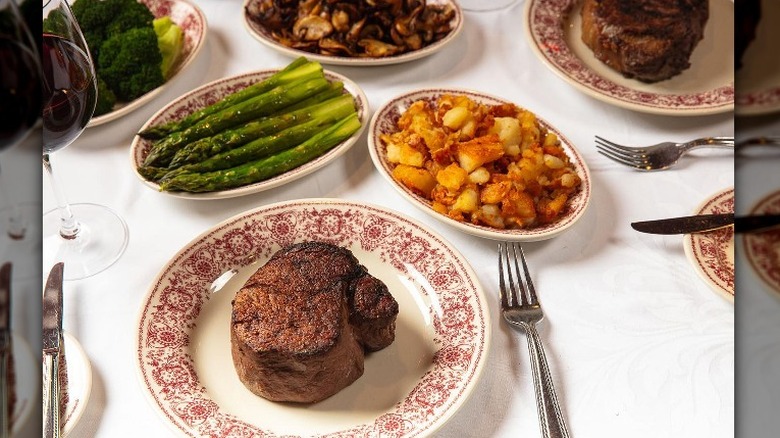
71, 0, 154, 60
98, 26, 164, 101
94, 76, 117, 116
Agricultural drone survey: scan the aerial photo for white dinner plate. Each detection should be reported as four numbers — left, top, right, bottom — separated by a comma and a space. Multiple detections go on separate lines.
9, 334, 35, 435
130, 68, 368, 199
524, 0, 734, 116
735, 0, 780, 116
684, 188, 735, 302
242, 0, 463, 66
61, 332, 92, 437
87, 0, 208, 127
135, 199, 490, 437
367, 88, 592, 241
742, 189, 780, 295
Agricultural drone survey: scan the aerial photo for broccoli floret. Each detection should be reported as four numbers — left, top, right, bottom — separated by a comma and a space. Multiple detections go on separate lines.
71, 0, 154, 60
98, 26, 164, 101
153, 16, 184, 79
94, 77, 117, 116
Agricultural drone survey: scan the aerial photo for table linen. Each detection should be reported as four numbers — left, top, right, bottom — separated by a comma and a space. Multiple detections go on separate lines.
40, 1, 737, 436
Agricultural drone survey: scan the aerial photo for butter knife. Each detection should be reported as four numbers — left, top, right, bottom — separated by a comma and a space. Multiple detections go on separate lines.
0, 263, 11, 438
43, 263, 64, 438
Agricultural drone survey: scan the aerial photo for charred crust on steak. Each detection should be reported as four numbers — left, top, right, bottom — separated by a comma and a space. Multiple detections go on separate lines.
230, 241, 399, 403
580, 0, 709, 83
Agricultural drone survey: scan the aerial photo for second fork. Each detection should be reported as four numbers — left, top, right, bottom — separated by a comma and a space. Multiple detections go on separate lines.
595, 136, 734, 170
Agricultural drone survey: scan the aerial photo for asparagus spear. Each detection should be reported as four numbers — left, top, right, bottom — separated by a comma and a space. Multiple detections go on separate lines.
167, 92, 354, 169
158, 116, 346, 181
143, 76, 330, 168
138, 57, 319, 139
159, 113, 362, 193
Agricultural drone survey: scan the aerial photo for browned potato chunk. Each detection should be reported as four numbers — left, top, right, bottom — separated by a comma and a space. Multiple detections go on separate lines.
392, 165, 437, 196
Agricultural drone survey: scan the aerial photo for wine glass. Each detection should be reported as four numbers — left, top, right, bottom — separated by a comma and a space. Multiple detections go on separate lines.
42, 0, 128, 280
0, 0, 41, 242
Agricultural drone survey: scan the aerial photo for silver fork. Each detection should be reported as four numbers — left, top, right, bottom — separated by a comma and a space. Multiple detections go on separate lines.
595, 136, 734, 170
499, 243, 570, 438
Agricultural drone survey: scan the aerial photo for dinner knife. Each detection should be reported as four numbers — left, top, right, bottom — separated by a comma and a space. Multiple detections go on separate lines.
0, 263, 11, 438
631, 213, 780, 235
631, 213, 734, 235
43, 263, 64, 438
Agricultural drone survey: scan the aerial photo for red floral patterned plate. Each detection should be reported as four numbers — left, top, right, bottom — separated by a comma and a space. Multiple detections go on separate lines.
135, 199, 490, 437
735, 0, 780, 116
524, 0, 734, 116
684, 188, 735, 302
87, 0, 208, 127
368, 88, 592, 241
743, 190, 780, 295
130, 69, 369, 199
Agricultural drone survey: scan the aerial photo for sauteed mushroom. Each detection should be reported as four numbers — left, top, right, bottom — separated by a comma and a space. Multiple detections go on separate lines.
246, 0, 456, 58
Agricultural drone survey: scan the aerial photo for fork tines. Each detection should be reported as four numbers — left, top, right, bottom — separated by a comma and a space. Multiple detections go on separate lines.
498, 242, 538, 309
594, 136, 651, 170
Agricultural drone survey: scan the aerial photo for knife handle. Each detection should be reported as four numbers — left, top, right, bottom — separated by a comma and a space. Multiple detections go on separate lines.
42, 353, 61, 438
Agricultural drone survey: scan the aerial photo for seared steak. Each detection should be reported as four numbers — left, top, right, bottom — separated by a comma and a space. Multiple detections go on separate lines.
580, 0, 709, 83
230, 241, 398, 403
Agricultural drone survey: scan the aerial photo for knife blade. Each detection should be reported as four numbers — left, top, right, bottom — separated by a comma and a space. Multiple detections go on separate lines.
735, 214, 780, 233
42, 262, 64, 438
0, 263, 11, 438
631, 213, 734, 235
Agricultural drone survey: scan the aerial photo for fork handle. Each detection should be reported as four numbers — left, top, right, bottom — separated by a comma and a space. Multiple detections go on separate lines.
683, 137, 734, 151
525, 325, 570, 438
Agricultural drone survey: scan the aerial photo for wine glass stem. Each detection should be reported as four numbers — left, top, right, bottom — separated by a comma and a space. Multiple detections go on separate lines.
42, 153, 81, 239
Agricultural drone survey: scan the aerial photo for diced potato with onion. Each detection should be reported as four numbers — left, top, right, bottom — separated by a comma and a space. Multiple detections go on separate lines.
436, 163, 469, 192
386, 141, 426, 167
456, 134, 505, 173
382, 94, 581, 230
452, 188, 479, 213
489, 117, 522, 153
392, 165, 437, 196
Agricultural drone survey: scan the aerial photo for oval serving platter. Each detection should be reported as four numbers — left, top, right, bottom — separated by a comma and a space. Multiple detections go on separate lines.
242, 0, 463, 67
368, 87, 592, 241
130, 69, 369, 200
135, 198, 491, 437
88, 0, 208, 127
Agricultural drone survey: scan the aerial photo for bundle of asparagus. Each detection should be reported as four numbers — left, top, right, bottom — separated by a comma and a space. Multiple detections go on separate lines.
136, 57, 362, 193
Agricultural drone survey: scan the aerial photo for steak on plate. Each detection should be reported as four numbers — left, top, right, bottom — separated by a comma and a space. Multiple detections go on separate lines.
230, 241, 399, 403
580, 0, 709, 83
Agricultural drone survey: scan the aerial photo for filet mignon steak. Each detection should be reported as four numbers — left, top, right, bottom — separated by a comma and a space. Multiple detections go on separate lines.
230, 241, 399, 403
580, 0, 709, 83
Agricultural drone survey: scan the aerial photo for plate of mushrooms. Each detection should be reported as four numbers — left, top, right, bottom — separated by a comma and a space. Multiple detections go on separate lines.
243, 0, 463, 66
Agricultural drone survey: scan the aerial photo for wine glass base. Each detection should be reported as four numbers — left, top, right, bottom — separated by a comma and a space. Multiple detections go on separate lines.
43, 202, 129, 281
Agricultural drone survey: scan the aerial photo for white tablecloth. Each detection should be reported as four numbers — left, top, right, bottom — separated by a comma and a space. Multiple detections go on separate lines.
35, 1, 745, 436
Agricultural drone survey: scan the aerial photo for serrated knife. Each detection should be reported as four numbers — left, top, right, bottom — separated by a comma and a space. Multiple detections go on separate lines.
0, 263, 11, 438
42, 262, 64, 438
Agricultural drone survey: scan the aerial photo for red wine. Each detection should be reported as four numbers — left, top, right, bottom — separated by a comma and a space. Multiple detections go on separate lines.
0, 36, 41, 151
42, 33, 97, 154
